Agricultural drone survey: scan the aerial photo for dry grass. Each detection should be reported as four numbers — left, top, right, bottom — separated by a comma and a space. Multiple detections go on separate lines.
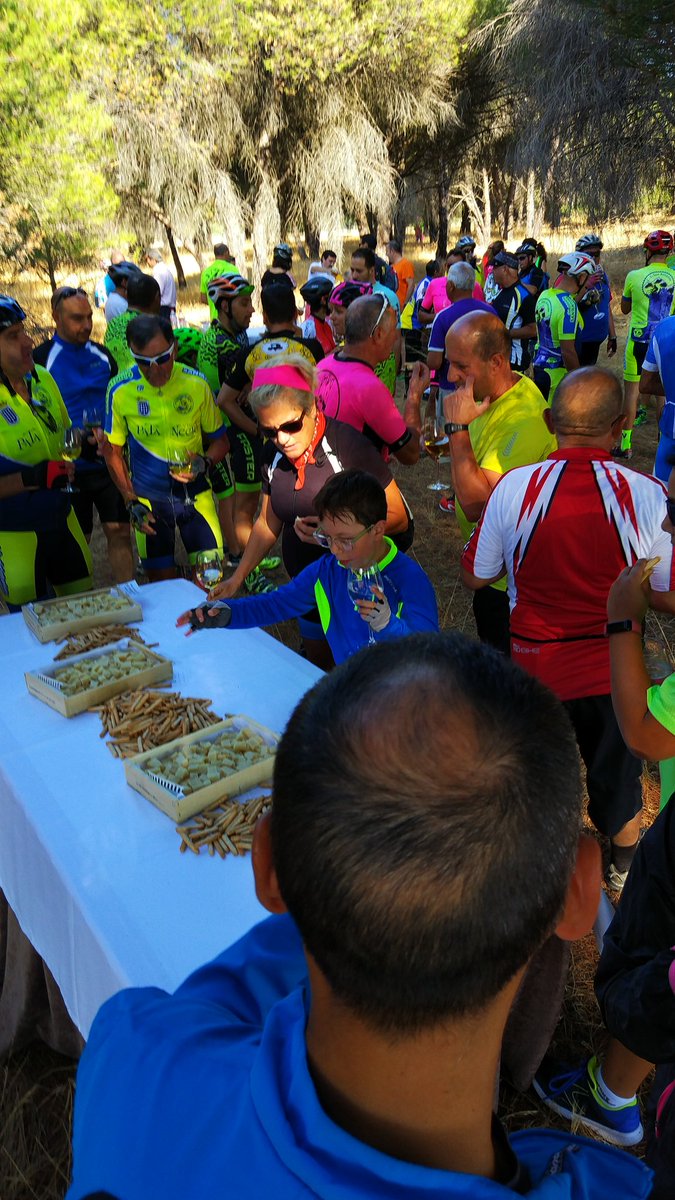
2, 216, 674, 1197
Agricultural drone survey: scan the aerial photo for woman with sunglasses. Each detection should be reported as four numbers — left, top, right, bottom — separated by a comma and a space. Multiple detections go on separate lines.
104, 314, 230, 583
0, 295, 92, 607
208, 354, 413, 669
178, 469, 437, 663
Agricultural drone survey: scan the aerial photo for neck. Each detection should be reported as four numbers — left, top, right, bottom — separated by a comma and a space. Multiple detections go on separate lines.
305, 966, 518, 1178
366, 536, 389, 566
266, 322, 295, 334
341, 340, 380, 368
490, 368, 520, 402
6, 370, 29, 397
555, 433, 613, 451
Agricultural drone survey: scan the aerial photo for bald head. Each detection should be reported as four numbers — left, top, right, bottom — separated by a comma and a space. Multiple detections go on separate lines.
444, 312, 513, 402
551, 368, 623, 438
447, 311, 511, 361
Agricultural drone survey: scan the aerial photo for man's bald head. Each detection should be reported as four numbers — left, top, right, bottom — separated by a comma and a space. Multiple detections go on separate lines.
447, 311, 511, 361
551, 368, 623, 438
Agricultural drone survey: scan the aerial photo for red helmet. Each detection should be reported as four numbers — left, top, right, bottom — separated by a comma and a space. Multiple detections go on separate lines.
643, 230, 674, 254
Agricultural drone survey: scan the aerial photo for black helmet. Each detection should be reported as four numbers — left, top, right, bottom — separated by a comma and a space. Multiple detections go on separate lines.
108, 261, 142, 286
0, 295, 27, 332
300, 276, 334, 305
515, 240, 538, 257
273, 242, 293, 269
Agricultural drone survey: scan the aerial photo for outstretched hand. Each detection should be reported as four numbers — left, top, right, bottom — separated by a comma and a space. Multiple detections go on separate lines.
607, 560, 653, 624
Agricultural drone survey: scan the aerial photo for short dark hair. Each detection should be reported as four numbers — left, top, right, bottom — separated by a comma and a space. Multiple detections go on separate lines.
213, 243, 231, 259
345, 295, 393, 344
261, 283, 296, 325
426, 259, 440, 277
126, 314, 173, 351
360, 233, 377, 251
127, 273, 160, 310
387, 238, 402, 254
271, 633, 582, 1034
321, 249, 336, 261
352, 247, 375, 271
315, 469, 387, 527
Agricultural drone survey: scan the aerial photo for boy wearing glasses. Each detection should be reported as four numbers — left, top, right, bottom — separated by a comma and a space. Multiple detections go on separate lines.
104, 315, 230, 583
177, 469, 438, 661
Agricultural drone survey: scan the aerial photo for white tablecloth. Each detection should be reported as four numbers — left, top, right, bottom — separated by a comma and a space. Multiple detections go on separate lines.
0, 579, 321, 1037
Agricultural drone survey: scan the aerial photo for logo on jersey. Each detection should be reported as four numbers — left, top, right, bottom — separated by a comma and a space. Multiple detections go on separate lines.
0, 405, 18, 425
173, 394, 193, 414
137, 401, 150, 417
262, 339, 290, 356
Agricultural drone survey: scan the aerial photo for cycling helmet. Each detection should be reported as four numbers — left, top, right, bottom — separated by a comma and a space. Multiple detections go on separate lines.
0, 296, 27, 332
557, 251, 595, 278
643, 230, 674, 254
206, 273, 254, 310
273, 242, 293, 269
456, 235, 476, 250
107, 261, 142, 286
173, 325, 203, 367
329, 281, 373, 308
515, 240, 538, 257
300, 277, 334, 305
576, 233, 603, 252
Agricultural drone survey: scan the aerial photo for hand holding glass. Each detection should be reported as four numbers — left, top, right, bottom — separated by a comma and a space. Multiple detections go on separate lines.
167, 448, 195, 507
61, 427, 81, 493
347, 566, 384, 645
195, 549, 224, 592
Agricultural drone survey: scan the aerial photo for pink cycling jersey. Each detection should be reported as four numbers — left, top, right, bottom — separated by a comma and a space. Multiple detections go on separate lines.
315, 352, 410, 458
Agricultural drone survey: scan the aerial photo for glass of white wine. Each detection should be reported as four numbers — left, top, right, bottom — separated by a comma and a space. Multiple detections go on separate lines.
61, 427, 82, 494
422, 405, 450, 492
167, 447, 195, 508
195, 549, 224, 592
347, 566, 384, 645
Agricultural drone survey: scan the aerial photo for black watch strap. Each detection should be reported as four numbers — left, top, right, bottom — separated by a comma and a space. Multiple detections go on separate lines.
605, 619, 641, 636
444, 422, 470, 436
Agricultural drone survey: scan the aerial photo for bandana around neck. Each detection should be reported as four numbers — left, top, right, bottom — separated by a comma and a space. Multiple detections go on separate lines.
291, 410, 326, 490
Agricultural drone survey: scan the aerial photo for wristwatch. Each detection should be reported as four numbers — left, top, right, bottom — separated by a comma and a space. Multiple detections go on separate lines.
444, 422, 470, 436
605, 619, 642, 636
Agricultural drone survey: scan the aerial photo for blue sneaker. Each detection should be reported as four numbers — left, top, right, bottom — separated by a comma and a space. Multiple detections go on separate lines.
533, 1055, 643, 1147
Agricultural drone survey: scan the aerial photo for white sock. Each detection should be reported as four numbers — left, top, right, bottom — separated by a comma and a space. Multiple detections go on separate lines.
594, 1062, 636, 1107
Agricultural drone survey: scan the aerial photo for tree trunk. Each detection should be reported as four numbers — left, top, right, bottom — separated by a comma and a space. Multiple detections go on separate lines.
436, 175, 448, 260
526, 171, 535, 235
365, 207, 377, 239
502, 177, 516, 240
482, 169, 491, 246
459, 201, 471, 235
44, 244, 57, 293
165, 225, 187, 289
304, 226, 320, 260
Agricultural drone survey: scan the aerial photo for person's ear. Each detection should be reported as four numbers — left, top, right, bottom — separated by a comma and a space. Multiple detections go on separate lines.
373, 517, 387, 538
555, 833, 601, 941
543, 408, 555, 435
252, 811, 287, 915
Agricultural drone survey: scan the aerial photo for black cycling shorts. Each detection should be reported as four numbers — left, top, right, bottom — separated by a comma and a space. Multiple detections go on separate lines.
70, 468, 129, 537
564, 693, 643, 838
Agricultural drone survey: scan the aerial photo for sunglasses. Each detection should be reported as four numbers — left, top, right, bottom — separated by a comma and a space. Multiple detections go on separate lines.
369, 293, 390, 337
313, 524, 373, 551
132, 346, 174, 367
258, 413, 306, 440
667, 497, 675, 525
53, 286, 88, 307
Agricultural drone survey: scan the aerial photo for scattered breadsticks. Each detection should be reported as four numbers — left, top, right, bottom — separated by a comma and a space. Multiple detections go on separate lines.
54, 624, 154, 660
176, 793, 272, 857
90, 689, 223, 758
641, 556, 661, 582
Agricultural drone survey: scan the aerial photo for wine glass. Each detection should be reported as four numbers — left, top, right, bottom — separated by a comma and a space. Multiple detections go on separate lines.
422, 405, 450, 492
82, 406, 103, 432
60, 427, 81, 494
167, 447, 195, 508
347, 566, 384, 645
195, 549, 224, 592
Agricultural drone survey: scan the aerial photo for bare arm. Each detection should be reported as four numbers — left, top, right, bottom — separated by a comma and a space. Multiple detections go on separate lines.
383, 479, 409, 534
510, 322, 536, 341
608, 562, 675, 758
620, 296, 632, 315
105, 443, 135, 503
460, 562, 506, 590
393, 362, 430, 465
560, 341, 580, 372
426, 350, 443, 371
418, 305, 435, 327
209, 494, 282, 599
216, 382, 258, 437
442, 376, 501, 523
203, 432, 230, 466
640, 368, 663, 397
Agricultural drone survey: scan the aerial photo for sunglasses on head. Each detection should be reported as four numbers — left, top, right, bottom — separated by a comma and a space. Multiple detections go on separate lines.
132, 346, 174, 367
257, 413, 306, 440
369, 293, 391, 337
53, 286, 87, 307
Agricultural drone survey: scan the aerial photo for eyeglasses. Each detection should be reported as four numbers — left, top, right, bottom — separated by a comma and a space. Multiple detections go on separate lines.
516, 255, 530, 262
52, 286, 87, 307
313, 524, 373, 551
132, 346, 174, 367
257, 413, 306, 440
666, 497, 675, 525
369, 293, 390, 337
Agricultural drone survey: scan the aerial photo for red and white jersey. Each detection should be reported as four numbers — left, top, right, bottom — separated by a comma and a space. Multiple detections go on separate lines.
462, 448, 675, 700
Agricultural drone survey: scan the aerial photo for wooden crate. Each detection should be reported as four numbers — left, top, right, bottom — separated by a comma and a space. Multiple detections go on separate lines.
25, 639, 173, 717
124, 716, 278, 822
22, 586, 143, 644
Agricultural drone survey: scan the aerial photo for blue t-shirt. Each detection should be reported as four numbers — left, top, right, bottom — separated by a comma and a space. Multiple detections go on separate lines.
220, 536, 439, 662
576, 269, 611, 345
645, 315, 675, 439
428, 298, 494, 389
33, 336, 117, 472
412, 275, 433, 330
373, 281, 401, 327
67, 913, 653, 1199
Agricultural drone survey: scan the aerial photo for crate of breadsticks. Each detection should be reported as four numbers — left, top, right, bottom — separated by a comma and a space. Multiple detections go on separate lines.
25, 639, 172, 717
22, 586, 143, 643
124, 716, 278, 822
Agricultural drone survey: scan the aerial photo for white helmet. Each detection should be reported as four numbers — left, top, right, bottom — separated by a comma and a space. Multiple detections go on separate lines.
557, 251, 595, 278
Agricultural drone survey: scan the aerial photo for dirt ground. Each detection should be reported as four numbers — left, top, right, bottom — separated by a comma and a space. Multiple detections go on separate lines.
2, 235, 673, 1198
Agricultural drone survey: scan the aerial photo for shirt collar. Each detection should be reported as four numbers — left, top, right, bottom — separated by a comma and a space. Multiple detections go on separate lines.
548, 447, 612, 462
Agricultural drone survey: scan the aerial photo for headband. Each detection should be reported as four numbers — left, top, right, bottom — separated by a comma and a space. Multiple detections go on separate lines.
251, 365, 313, 393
